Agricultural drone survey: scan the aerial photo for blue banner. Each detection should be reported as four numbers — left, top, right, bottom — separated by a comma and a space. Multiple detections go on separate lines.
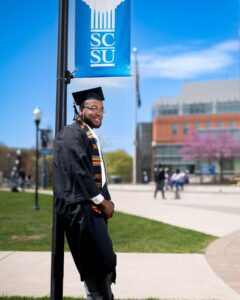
75, 0, 131, 77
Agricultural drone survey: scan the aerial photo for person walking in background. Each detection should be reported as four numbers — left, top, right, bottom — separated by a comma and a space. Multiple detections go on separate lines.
171, 169, 182, 199
154, 164, 166, 199
26, 174, 32, 188
164, 167, 171, 190
18, 169, 26, 191
53, 87, 116, 300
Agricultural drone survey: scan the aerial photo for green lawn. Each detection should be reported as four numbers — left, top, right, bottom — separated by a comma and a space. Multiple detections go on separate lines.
0, 191, 216, 253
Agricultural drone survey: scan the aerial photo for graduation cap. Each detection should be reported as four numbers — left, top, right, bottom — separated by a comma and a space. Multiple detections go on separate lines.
72, 87, 105, 106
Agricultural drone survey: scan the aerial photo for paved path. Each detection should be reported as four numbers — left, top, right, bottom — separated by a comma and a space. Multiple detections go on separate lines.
0, 184, 240, 299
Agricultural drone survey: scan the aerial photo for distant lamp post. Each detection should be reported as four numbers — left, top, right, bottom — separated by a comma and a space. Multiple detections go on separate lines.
16, 149, 21, 156
33, 107, 42, 210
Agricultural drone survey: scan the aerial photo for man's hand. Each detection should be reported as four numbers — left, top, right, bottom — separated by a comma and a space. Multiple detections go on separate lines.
99, 199, 114, 219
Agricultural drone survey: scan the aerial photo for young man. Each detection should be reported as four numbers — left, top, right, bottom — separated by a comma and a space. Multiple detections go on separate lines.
154, 164, 166, 199
53, 87, 116, 300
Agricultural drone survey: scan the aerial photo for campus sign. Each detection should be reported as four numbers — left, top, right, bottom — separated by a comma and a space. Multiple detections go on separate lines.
75, 0, 131, 77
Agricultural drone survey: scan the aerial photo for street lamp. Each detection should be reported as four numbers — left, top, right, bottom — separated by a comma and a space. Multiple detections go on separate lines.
33, 107, 42, 210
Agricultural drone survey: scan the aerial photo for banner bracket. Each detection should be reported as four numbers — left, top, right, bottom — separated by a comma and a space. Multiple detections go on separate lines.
65, 70, 76, 84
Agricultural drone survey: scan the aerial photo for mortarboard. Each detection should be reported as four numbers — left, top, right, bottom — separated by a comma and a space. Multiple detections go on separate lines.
72, 87, 105, 106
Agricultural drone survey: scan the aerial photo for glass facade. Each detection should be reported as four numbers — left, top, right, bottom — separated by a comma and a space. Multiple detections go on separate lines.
156, 145, 181, 156
153, 101, 240, 117
158, 105, 179, 116
182, 102, 212, 115
155, 145, 194, 171
216, 101, 240, 113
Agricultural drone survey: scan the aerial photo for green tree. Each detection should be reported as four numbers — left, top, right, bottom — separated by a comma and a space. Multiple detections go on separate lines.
104, 150, 132, 183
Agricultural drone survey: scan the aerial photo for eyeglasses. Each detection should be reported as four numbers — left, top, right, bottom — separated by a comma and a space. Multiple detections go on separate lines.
82, 106, 105, 114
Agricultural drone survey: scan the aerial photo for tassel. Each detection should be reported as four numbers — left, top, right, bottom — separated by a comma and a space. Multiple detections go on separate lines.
73, 103, 79, 120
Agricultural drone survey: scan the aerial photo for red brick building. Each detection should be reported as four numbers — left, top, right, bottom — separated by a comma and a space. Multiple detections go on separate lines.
151, 79, 240, 175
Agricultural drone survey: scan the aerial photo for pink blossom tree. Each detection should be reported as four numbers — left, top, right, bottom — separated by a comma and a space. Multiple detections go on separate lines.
180, 131, 240, 183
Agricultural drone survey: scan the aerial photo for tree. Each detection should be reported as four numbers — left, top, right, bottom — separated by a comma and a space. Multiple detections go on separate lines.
180, 131, 240, 183
104, 150, 132, 182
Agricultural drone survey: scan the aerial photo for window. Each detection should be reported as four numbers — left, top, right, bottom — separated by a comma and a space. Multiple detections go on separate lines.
229, 122, 236, 128
194, 123, 200, 130
216, 101, 240, 113
205, 122, 211, 129
158, 105, 179, 116
183, 123, 189, 135
172, 124, 178, 135
156, 145, 181, 156
217, 122, 224, 128
182, 103, 212, 115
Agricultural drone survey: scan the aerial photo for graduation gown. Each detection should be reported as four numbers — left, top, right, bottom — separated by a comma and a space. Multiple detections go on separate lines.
53, 122, 116, 281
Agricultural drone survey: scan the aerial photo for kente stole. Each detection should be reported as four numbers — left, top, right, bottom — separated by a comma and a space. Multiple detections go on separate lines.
76, 118, 102, 189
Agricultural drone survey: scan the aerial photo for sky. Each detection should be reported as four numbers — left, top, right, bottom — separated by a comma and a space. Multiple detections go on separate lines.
0, 0, 239, 155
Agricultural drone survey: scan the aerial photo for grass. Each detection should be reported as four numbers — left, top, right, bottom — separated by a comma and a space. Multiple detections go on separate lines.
0, 190, 216, 253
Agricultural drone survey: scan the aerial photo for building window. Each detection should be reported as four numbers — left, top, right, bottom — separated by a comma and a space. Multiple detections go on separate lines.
229, 122, 236, 128
157, 105, 179, 116
172, 124, 178, 135
205, 122, 211, 129
156, 145, 181, 156
194, 123, 200, 131
216, 101, 240, 113
182, 102, 212, 115
217, 122, 224, 128
183, 124, 189, 135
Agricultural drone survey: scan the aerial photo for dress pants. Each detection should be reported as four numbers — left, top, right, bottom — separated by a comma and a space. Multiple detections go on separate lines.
84, 273, 114, 300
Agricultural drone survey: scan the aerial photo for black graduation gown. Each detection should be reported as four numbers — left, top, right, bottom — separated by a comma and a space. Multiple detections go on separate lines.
53, 122, 116, 281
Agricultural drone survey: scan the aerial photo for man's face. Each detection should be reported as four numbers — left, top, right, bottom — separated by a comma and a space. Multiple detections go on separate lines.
80, 99, 104, 128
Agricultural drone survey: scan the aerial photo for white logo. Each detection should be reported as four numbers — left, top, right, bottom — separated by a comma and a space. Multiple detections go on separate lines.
82, 0, 125, 67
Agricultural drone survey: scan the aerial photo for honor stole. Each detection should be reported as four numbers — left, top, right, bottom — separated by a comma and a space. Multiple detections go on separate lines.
76, 118, 102, 189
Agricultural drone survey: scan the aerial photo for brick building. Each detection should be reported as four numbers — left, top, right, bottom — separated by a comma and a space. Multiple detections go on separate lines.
151, 78, 240, 177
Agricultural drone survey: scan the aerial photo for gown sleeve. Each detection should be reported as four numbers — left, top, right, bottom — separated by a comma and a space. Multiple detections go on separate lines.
53, 124, 101, 219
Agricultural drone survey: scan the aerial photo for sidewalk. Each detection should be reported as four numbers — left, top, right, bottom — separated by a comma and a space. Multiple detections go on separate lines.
0, 185, 240, 299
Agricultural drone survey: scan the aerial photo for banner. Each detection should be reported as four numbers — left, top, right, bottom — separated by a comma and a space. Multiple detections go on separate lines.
75, 0, 131, 77
40, 129, 53, 155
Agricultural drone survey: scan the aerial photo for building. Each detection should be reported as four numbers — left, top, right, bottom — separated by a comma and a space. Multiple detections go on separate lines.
151, 78, 240, 177
136, 122, 152, 183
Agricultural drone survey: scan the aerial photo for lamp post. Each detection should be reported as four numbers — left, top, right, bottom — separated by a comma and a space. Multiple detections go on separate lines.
33, 107, 42, 210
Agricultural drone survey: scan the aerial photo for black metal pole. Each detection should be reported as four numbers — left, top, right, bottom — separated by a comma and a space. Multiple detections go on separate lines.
34, 120, 40, 210
50, 0, 69, 299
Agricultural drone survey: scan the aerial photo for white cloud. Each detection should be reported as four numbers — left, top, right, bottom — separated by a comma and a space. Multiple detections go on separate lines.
138, 40, 239, 79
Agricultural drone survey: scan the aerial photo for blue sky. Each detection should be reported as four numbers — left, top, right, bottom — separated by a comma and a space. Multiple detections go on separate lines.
0, 0, 239, 155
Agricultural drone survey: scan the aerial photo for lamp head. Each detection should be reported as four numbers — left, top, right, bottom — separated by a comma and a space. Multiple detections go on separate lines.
33, 107, 42, 124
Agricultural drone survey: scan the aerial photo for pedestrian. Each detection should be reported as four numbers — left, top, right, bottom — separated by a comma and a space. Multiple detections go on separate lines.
143, 171, 148, 183
19, 169, 26, 191
26, 174, 32, 188
154, 164, 166, 199
171, 169, 181, 199
53, 87, 116, 300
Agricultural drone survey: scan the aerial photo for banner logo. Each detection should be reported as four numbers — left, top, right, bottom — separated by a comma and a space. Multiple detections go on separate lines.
75, 0, 130, 77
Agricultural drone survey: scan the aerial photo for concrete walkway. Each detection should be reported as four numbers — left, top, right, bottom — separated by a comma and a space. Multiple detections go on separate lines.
0, 184, 240, 299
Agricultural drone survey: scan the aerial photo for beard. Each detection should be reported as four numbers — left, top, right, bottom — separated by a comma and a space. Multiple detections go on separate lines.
82, 115, 102, 129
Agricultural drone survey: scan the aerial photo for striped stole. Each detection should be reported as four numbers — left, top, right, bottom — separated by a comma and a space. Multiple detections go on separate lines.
76, 118, 102, 189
